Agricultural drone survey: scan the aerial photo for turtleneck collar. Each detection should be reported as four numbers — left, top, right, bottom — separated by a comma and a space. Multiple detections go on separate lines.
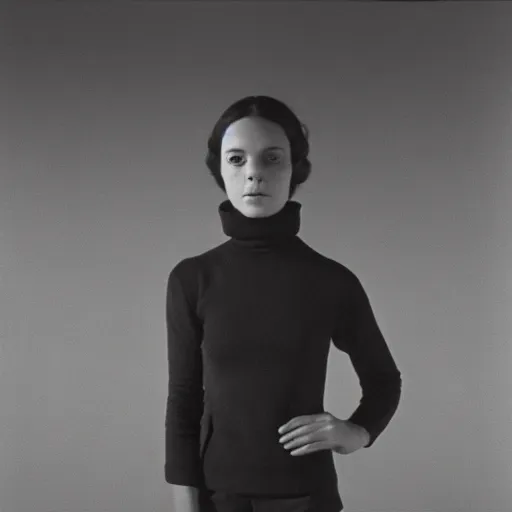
219, 199, 302, 251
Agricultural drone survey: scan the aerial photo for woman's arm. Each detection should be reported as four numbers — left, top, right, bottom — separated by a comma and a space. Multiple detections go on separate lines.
332, 273, 402, 448
165, 259, 205, 486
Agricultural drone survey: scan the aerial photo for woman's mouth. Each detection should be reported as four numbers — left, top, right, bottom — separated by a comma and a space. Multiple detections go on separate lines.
244, 194, 266, 201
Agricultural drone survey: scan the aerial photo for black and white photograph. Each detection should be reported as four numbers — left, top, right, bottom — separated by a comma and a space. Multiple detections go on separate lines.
1, 1, 511, 512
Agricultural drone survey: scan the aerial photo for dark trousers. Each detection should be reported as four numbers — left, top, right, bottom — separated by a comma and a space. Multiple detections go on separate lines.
198, 487, 343, 512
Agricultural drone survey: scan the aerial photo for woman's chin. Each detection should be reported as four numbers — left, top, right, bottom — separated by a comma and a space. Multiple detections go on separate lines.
231, 196, 285, 218
240, 205, 270, 218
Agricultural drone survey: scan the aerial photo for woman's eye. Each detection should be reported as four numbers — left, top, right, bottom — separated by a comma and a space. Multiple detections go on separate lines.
227, 153, 280, 166
228, 155, 244, 165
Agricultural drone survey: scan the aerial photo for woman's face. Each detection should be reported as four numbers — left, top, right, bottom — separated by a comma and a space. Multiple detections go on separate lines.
220, 116, 293, 218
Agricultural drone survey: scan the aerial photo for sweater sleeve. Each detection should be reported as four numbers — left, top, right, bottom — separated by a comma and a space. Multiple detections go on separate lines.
164, 258, 205, 486
332, 273, 402, 448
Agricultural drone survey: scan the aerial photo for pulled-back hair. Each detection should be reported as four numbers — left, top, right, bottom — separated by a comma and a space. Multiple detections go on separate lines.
205, 96, 312, 199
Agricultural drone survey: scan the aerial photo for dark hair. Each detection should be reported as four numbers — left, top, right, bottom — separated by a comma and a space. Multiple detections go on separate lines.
205, 96, 311, 200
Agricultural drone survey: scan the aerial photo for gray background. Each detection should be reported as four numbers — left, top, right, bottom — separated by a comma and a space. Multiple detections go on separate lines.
1, 2, 511, 512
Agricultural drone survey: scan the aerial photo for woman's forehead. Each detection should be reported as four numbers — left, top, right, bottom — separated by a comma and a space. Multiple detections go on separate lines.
222, 117, 289, 150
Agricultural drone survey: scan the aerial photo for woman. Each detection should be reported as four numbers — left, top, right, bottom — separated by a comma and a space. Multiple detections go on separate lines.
165, 96, 402, 512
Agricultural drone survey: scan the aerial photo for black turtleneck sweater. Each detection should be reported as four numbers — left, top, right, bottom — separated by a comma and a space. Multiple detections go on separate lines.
165, 199, 402, 507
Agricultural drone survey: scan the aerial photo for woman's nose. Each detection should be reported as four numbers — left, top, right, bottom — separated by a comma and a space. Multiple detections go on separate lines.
245, 163, 266, 179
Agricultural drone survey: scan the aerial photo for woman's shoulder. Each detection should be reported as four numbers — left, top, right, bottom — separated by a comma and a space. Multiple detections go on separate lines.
168, 243, 227, 288
297, 239, 359, 283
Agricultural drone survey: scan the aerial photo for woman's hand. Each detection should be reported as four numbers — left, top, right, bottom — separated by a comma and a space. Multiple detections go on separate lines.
171, 485, 201, 512
278, 412, 370, 456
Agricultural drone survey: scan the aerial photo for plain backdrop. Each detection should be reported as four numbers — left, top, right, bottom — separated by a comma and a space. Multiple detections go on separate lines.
1, 2, 511, 512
